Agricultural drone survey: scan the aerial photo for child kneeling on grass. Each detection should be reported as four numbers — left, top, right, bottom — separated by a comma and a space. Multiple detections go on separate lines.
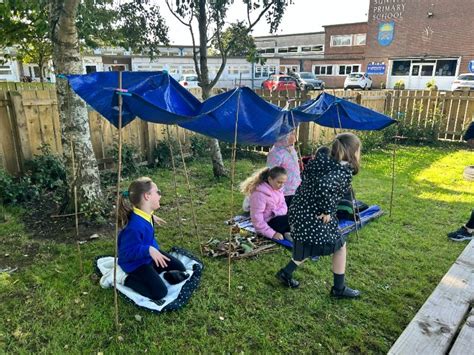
276, 133, 362, 299
240, 166, 292, 241
118, 177, 187, 301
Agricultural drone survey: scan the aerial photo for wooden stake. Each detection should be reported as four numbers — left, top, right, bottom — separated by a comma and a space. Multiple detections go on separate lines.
70, 141, 83, 274
228, 90, 241, 292
166, 125, 183, 238
389, 139, 397, 218
175, 125, 200, 253
113, 71, 124, 331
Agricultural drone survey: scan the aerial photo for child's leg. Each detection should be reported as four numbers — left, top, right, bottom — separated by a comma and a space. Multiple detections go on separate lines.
466, 209, 474, 230
330, 243, 360, 298
268, 215, 291, 234
125, 263, 168, 300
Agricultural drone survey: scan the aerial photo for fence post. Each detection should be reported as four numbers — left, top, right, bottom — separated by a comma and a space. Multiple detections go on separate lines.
385, 91, 392, 114
8, 91, 31, 171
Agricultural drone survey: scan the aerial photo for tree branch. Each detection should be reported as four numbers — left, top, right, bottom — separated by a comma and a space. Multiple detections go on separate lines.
164, 0, 192, 28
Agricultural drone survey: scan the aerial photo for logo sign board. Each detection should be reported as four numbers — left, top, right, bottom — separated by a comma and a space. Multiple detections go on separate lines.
469, 60, 474, 73
378, 22, 395, 46
367, 62, 386, 75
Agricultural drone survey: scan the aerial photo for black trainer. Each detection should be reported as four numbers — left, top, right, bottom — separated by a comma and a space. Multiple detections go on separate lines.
448, 226, 473, 242
330, 286, 361, 299
276, 269, 300, 288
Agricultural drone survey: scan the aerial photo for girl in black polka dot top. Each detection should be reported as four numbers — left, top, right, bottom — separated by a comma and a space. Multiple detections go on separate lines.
276, 133, 362, 299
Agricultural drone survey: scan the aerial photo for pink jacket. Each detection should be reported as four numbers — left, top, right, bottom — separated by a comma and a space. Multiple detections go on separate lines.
249, 182, 287, 238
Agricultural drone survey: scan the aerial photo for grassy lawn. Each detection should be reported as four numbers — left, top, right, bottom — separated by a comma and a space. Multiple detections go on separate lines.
1, 145, 473, 353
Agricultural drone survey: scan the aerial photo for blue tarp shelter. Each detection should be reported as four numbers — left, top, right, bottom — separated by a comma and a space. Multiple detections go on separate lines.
66, 71, 396, 145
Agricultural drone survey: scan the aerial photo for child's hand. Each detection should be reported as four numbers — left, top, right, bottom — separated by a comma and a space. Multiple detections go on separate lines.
153, 215, 167, 226
273, 232, 284, 240
317, 214, 332, 224
149, 246, 170, 268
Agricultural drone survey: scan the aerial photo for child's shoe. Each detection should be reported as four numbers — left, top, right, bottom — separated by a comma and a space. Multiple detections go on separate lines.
448, 226, 473, 242
276, 269, 299, 288
330, 286, 361, 299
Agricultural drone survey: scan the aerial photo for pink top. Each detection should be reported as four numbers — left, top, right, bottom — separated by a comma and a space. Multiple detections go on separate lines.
249, 182, 287, 238
266, 134, 301, 196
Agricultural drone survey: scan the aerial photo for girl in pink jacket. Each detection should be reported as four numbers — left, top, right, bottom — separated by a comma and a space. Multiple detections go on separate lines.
240, 166, 291, 241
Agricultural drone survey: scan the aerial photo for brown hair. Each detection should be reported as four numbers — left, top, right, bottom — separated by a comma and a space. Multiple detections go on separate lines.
331, 133, 362, 174
240, 166, 287, 195
118, 176, 155, 228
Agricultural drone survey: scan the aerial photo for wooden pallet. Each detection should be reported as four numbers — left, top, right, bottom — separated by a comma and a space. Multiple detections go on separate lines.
389, 240, 474, 355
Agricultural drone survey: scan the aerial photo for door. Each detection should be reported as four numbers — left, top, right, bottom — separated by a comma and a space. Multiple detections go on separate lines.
408, 63, 435, 89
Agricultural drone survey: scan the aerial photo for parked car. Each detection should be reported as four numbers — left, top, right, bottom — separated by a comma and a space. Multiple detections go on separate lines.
293, 72, 325, 90
344, 72, 373, 90
261, 74, 298, 92
451, 73, 474, 91
179, 74, 199, 88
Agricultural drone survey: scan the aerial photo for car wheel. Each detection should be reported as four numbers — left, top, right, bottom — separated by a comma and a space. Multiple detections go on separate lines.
363, 84, 368, 90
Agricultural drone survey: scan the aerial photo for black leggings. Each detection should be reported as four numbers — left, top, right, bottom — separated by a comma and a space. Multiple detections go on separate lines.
268, 215, 291, 234
124, 251, 186, 300
466, 209, 474, 229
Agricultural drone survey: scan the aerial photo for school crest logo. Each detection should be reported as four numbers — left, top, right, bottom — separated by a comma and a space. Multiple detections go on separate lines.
378, 22, 395, 47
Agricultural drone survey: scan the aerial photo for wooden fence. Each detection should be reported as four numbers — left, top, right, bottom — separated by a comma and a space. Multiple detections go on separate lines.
1, 88, 473, 175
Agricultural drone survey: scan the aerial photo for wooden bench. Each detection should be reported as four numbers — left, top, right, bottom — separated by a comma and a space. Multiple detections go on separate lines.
389, 240, 474, 354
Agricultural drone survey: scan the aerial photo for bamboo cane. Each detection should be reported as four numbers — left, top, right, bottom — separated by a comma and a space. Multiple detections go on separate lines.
70, 141, 83, 274
166, 125, 183, 238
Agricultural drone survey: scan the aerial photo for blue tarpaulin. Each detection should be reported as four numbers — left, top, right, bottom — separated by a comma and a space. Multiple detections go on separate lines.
66, 71, 396, 146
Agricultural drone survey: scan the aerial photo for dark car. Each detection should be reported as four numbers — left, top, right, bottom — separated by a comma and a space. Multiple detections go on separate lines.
293, 72, 325, 90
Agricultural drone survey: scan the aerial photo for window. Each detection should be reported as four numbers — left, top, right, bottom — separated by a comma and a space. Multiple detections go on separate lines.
85, 65, 97, 74
330, 35, 352, 47
181, 65, 196, 75
0, 65, 12, 75
338, 64, 360, 75
420, 65, 434, 76
258, 48, 275, 54
288, 47, 298, 53
391, 60, 411, 76
313, 65, 333, 76
435, 60, 457, 76
255, 65, 277, 78
354, 34, 366, 46
278, 47, 288, 53
33, 66, 40, 77
301, 45, 324, 52
279, 65, 299, 74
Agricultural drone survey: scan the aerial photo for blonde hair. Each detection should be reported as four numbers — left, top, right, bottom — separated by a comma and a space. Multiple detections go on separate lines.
331, 133, 361, 174
118, 176, 155, 228
240, 166, 287, 195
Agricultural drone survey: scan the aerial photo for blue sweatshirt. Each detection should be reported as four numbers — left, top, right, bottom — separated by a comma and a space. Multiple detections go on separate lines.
118, 212, 160, 273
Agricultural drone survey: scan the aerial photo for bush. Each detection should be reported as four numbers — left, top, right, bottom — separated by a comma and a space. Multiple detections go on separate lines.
190, 134, 210, 158
24, 145, 66, 190
426, 79, 438, 91
0, 168, 38, 204
152, 137, 181, 168
394, 80, 405, 90
108, 143, 140, 177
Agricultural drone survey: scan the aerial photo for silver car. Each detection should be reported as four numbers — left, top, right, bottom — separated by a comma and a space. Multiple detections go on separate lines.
451, 73, 474, 91
293, 72, 325, 90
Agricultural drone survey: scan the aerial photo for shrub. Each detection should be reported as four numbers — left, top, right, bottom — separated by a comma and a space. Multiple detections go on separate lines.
190, 134, 210, 158
108, 143, 140, 178
0, 168, 38, 204
394, 80, 405, 90
152, 137, 181, 168
24, 145, 66, 191
426, 79, 438, 91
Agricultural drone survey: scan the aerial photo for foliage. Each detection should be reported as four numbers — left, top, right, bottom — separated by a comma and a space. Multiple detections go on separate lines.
380, 81, 386, 89
0, 0, 170, 74
190, 134, 210, 158
394, 80, 405, 90
426, 79, 438, 91
152, 137, 181, 169
0, 168, 38, 204
107, 143, 140, 178
24, 145, 66, 191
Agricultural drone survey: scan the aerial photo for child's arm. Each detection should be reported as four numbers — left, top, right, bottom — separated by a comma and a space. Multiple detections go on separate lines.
119, 229, 153, 262
249, 192, 278, 239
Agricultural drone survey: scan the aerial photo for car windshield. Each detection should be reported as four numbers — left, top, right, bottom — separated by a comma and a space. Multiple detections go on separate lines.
299, 73, 315, 79
279, 76, 293, 82
349, 73, 363, 78
458, 74, 474, 81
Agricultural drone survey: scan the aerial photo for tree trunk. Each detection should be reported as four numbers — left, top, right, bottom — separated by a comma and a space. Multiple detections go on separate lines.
198, 0, 226, 177
49, 0, 102, 209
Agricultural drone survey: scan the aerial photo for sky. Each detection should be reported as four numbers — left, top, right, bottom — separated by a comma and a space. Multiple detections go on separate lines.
162, 0, 370, 45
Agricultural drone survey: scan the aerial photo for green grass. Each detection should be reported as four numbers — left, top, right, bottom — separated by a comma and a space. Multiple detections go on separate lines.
1, 145, 473, 353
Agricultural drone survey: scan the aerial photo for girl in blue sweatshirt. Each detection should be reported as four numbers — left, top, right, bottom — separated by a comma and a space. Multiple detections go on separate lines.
118, 177, 186, 300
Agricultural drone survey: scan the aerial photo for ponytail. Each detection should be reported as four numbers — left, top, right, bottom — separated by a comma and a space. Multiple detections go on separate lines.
240, 166, 287, 195
118, 176, 155, 228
